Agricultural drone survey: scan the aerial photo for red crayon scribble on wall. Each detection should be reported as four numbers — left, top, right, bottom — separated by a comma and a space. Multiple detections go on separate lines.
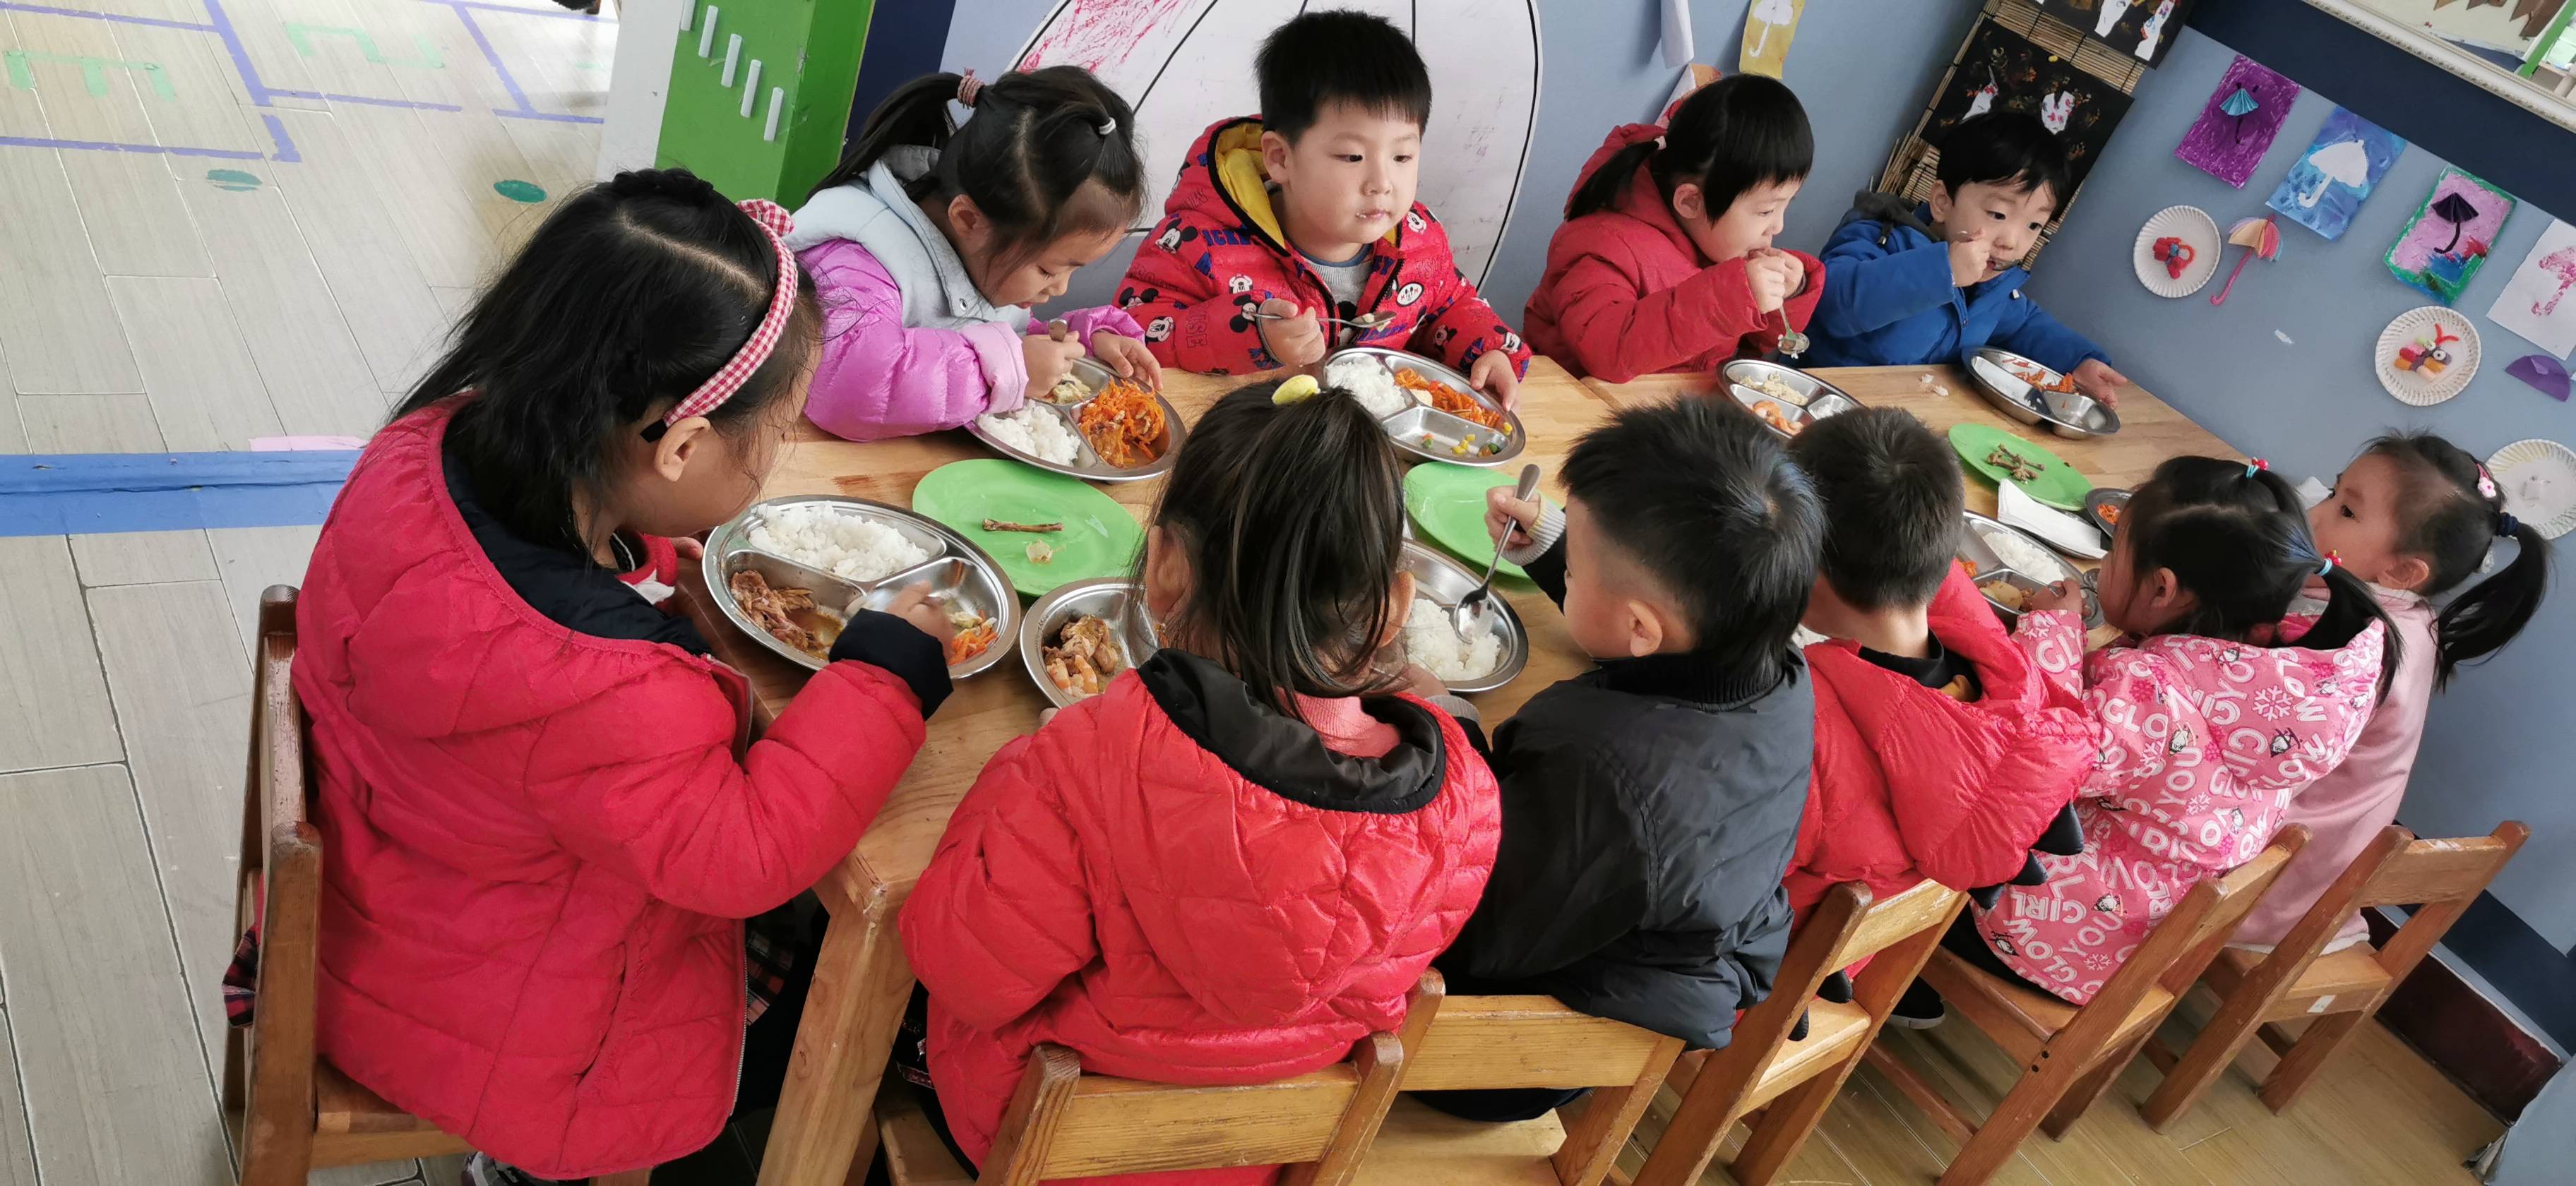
1019, 0, 1195, 73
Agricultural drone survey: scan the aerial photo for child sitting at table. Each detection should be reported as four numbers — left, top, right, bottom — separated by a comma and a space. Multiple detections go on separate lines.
898, 376, 1502, 1185
2233, 433, 2551, 952
289, 169, 956, 1183
1428, 398, 1820, 1120
787, 65, 1158, 441
1806, 112, 2126, 405
1967, 457, 2395, 1005
1115, 9, 1532, 404
1786, 408, 2091, 1025
1522, 73, 1824, 382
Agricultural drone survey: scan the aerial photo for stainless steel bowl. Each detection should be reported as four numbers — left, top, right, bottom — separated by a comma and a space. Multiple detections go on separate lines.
1960, 510, 2104, 629
1326, 347, 1526, 468
1019, 578, 1160, 709
1719, 359, 1864, 441
1399, 541, 1530, 694
966, 357, 1187, 484
2083, 487, 2130, 541
1964, 348, 2121, 441
705, 495, 1020, 679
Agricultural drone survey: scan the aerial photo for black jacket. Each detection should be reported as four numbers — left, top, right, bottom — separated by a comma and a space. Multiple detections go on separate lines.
1440, 539, 1811, 1050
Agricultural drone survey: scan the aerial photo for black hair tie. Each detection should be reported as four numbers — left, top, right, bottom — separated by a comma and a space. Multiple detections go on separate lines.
2498, 511, 2522, 537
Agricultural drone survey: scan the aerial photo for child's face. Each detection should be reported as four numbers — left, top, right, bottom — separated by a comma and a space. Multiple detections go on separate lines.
617, 357, 811, 541
1262, 102, 1422, 253
1560, 500, 1693, 659
1929, 177, 2057, 275
1674, 177, 1803, 263
948, 190, 1128, 308
2310, 453, 2432, 592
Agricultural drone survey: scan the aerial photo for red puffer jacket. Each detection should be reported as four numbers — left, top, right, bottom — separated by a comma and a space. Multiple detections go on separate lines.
1115, 116, 1533, 380
1790, 566, 2094, 919
1523, 121, 1824, 383
294, 402, 929, 1178
901, 652, 1501, 1185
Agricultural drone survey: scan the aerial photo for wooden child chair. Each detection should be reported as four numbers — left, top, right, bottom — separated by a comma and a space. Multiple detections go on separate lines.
1866, 827, 2309, 1186
2137, 822, 2528, 1129
1351, 974, 1688, 1186
1631, 879, 1967, 1186
220, 587, 650, 1186
871, 1030, 1409, 1186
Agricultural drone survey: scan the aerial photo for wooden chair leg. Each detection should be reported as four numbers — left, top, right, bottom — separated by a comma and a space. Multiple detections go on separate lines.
595, 1170, 652, 1186
2040, 1031, 2147, 1140
1630, 1051, 1743, 1186
1728, 1056, 1852, 1186
1864, 1043, 1974, 1147
236, 1119, 314, 1186
2140, 990, 2267, 1130
1937, 1056, 2087, 1186
760, 888, 914, 1186
2260, 1009, 2370, 1114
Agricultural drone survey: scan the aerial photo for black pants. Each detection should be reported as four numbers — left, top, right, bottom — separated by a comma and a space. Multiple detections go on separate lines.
1414, 1086, 1592, 1123
1938, 913, 2060, 995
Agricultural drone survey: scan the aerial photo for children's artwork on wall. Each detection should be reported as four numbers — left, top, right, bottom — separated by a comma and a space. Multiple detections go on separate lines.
2263, 107, 2406, 241
2174, 55, 2298, 188
2488, 218, 2576, 357
2087, 0, 2194, 67
2375, 304, 2482, 406
1010, 0, 1541, 284
1739, 0, 1805, 79
1924, 21, 2133, 192
2386, 168, 2515, 305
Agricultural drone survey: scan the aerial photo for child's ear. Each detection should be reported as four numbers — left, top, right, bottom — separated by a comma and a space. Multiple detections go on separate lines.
1143, 525, 1191, 620
2383, 553, 2434, 593
649, 416, 712, 483
1671, 181, 1708, 224
946, 193, 990, 249
2145, 565, 2194, 626
1926, 184, 1955, 224
1375, 570, 1419, 652
1624, 596, 1669, 658
1260, 130, 1294, 184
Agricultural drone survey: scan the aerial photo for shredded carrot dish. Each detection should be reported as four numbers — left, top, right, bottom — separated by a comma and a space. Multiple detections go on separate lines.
1395, 367, 1512, 435
947, 618, 999, 665
1075, 379, 1167, 468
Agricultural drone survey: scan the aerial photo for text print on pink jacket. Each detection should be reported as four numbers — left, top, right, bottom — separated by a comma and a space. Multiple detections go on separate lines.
1974, 611, 2387, 1004
786, 146, 1141, 441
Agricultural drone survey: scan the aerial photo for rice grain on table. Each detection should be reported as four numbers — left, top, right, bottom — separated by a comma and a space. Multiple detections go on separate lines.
749, 505, 932, 583
977, 405, 1083, 465
1402, 597, 1503, 683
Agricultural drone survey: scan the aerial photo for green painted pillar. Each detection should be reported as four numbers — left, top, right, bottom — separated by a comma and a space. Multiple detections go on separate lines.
657, 0, 876, 203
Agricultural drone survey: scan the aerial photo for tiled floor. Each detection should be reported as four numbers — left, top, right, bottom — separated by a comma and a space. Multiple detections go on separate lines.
0, 2, 2520, 1184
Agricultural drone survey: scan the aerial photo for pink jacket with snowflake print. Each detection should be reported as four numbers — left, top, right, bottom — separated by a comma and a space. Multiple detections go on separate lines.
1971, 611, 2387, 1004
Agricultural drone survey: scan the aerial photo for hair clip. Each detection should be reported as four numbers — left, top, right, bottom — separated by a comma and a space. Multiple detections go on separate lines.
2244, 458, 2269, 477
2498, 511, 2522, 537
2318, 550, 2339, 577
1271, 374, 1320, 405
957, 68, 983, 108
2476, 464, 2500, 501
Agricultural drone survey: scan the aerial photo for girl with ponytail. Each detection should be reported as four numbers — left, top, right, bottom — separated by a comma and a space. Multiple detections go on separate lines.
1523, 73, 1823, 381
789, 66, 1152, 441
1958, 456, 2396, 1005
2234, 432, 2553, 951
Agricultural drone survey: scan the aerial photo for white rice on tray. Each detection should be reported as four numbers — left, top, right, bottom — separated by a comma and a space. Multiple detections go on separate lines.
748, 504, 933, 583
1402, 597, 1503, 683
1979, 528, 2065, 581
977, 405, 1083, 465
1326, 354, 1417, 421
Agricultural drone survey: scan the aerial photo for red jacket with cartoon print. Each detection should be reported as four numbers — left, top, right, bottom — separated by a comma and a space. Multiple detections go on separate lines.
1116, 116, 1534, 378
1524, 121, 1825, 383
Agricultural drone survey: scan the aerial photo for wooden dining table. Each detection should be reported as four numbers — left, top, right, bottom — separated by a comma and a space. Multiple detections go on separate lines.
679, 357, 2237, 1186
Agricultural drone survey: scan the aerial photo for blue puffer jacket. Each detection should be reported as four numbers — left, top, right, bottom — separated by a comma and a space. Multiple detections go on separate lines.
1804, 193, 2107, 374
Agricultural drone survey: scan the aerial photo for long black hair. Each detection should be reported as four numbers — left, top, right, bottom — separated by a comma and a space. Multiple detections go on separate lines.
1566, 73, 1813, 222
2121, 456, 2401, 701
1143, 379, 1410, 716
393, 168, 821, 558
809, 66, 1145, 273
2360, 432, 2552, 688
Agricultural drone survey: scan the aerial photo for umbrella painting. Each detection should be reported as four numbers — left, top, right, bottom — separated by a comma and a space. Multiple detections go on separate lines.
2387, 168, 2515, 306
2176, 55, 2296, 188
2488, 219, 2576, 357
2265, 107, 2404, 240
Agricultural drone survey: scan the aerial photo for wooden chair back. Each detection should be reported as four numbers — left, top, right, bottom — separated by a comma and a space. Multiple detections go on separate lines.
1391, 973, 1687, 1186
1635, 880, 1965, 1186
2077, 826, 2312, 1038
2349, 822, 2529, 981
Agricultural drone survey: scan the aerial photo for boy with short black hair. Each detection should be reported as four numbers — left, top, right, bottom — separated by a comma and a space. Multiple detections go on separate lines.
1116, 9, 1532, 401
1785, 408, 2089, 1026
1433, 399, 1819, 1098
1806, 112, 2127, 405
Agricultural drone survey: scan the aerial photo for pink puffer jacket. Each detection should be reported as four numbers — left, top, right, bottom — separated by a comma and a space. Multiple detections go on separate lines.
798, 239, 1142, 442
1972, 611, 2387, 1003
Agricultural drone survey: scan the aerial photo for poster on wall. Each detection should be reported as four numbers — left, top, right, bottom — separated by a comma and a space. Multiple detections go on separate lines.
2387, 167, 2516, 306
1009, 0, 1541, 285
2084, 0, 2194, 67
1923, 20, 2132, 192
2175, 55, 2299, 188
2263, 107, 2406, 241
1739, 0, 1805, 80
2488, 219, 2576, 357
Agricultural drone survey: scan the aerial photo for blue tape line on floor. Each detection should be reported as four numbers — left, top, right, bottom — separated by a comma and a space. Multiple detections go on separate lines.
0, 451, 359, 537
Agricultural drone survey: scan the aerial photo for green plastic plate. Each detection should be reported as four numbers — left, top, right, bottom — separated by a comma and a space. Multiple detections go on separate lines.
1950, 423, 2090, 511
1405, 462, 1535, 581
910, 460, 1145, 597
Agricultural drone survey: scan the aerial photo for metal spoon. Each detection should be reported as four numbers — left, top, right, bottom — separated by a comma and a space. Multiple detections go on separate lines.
1453, 463, 1541, 640
1772, 309, 1808, 359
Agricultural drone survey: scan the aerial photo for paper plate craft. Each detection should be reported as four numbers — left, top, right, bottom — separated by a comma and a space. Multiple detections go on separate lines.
2133, 205, 2221, 296
2508, 354, 2571, 402
2265, 107, 2405, 241
2488, 438, 2576, 540
2387, 169, 2515, 306
2176, 56, 2296, 188
2375, 306, 2481, 406
2486, 218, 2576, 357
2210, 215, 2281, 306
